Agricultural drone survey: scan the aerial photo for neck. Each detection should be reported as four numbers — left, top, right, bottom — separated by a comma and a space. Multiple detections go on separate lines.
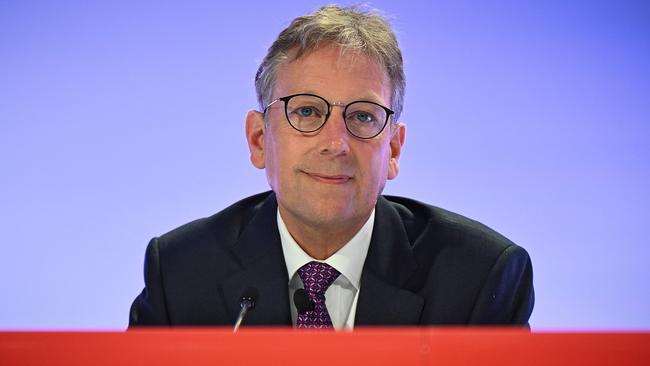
279, 208, 370, 260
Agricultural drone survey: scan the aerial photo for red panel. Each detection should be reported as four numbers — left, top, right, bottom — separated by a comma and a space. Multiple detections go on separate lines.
1, 328, 648, 366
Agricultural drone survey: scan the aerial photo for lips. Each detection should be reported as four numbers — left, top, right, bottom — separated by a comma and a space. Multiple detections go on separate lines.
303, 171, 352, 184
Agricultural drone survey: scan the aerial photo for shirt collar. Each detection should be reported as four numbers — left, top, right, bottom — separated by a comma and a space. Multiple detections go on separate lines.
277, 208, 374, 290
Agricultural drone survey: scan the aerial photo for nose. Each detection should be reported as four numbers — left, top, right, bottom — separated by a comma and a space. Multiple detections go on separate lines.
318, 105, 350, 156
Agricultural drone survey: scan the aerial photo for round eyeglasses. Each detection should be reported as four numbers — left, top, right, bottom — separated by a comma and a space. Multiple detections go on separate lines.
264, 93, 395, 139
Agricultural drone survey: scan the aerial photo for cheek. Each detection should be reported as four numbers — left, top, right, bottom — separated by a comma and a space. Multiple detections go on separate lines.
359, 143, 391, 187
263, 133, 281, 188
264, 132, 297, 189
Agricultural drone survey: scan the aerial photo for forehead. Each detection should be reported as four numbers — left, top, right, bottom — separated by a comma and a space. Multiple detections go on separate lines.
274, 45, 391, 103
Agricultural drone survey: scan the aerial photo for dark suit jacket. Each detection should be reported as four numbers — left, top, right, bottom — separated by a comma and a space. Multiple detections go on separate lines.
129, 191, 534, 327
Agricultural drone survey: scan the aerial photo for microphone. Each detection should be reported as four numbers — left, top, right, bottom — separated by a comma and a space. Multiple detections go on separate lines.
293, 288, 315, 314
233, 287, 258, 332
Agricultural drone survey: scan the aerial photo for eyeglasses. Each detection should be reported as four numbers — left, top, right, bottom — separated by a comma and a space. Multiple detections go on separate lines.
264, 93, 395, 139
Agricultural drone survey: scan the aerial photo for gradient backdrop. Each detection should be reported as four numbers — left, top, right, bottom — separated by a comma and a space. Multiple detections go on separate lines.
1, 0, 648, 330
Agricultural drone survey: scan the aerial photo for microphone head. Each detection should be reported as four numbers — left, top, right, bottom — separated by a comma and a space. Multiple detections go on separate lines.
293, 288, 315, 314
240, 287, 259, 310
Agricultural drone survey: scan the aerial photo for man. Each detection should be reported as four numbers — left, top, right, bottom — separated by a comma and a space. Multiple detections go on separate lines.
130, 5, 534, 329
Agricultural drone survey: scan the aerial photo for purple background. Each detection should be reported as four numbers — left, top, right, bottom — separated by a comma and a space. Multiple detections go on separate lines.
1, 0, 648, 330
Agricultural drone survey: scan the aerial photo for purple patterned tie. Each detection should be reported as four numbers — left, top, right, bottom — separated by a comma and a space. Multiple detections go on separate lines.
296, 261, 340, 329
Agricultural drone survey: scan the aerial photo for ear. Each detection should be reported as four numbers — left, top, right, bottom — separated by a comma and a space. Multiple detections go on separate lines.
245, 110, 266, 169
387, 122, 406, 180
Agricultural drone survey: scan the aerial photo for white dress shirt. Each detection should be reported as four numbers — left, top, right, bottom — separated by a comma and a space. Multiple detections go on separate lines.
277, 208, 374, 330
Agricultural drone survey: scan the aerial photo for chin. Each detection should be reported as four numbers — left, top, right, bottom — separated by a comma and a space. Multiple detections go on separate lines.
306, 201, 366, 225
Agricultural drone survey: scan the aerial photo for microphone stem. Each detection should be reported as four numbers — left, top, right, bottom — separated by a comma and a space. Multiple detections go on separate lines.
233, 301, 251, 332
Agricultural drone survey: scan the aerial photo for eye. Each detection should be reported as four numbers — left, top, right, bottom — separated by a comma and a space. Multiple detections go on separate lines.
347, 110, 376, 124
289, 105, 324, 119
297, 107, 315, 117
353, 111, 374, 123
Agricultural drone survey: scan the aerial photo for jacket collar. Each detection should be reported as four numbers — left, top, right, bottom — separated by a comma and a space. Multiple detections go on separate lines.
221, 192, 292, 326
355, 195, 424, 325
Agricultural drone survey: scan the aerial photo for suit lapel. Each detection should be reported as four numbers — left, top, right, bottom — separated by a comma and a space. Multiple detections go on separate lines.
220, 193, 292, 326
355, 196, 424, 325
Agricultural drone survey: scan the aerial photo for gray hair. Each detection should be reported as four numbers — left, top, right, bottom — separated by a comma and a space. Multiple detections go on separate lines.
255, 5, 405, 121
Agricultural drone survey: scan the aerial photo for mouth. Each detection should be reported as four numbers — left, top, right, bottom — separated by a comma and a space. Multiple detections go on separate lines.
302, 171, 352, 185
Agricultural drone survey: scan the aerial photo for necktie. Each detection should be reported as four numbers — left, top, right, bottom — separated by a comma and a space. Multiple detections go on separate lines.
296, 261, 340, 329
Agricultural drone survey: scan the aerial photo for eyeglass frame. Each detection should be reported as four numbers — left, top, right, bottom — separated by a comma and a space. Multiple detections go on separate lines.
263, 93, 395, 139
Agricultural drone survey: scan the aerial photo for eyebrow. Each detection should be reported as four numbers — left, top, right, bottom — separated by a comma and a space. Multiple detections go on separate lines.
298, 90, 388, 105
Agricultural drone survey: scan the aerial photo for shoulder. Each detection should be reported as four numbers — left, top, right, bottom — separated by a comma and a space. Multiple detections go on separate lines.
380, 194, 523, 260
154, 191, 275, 255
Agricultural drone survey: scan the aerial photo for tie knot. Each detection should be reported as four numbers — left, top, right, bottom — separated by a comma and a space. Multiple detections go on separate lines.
298, 261, 340, 297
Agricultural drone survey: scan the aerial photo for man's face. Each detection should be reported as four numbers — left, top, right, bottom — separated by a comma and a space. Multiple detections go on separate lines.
246, 45, 405, 231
